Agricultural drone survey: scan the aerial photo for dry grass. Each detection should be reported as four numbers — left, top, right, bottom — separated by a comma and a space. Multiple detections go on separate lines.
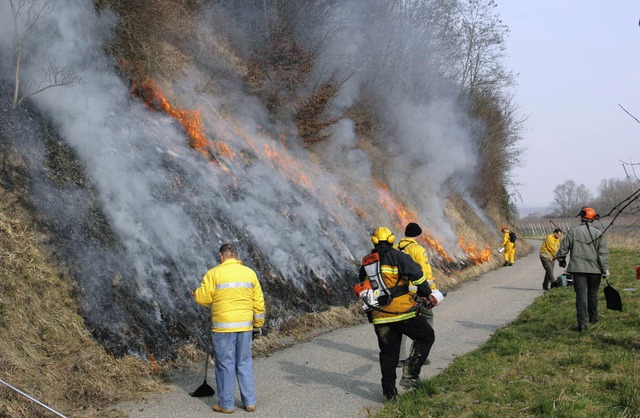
296, 77, 341, 145
607, 229, 640, 251
0, 197, 163, 417
244, 23, 314, 117
96, 0, 196, 80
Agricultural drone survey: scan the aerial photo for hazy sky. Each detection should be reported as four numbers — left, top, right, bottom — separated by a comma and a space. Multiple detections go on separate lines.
496, 1, 639, 212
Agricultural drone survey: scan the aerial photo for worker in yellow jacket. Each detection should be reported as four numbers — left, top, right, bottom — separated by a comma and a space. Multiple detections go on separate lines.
539, 228, 563, 290
194, 243, 265, 413
395, 222, 439, 325
394, 222, 443, 369
500, 226, 516, 266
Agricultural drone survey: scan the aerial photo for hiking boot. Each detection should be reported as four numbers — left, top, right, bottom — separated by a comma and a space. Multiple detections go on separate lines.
578, 325, 587, 332
213, 404, 234, 414
508, 262, 513, 266
245, 405, 256, 412
589, 317, 599, 324
399, 377, 421, 388
503, 261, 509, 267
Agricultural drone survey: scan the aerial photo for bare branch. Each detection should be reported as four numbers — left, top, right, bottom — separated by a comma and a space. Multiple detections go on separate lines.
618, 103, 640, 124
16, 62, 85, 106
595, 187, 640, 237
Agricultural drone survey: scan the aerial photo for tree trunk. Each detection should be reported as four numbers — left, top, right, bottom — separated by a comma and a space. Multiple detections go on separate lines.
12, 45, 21, 109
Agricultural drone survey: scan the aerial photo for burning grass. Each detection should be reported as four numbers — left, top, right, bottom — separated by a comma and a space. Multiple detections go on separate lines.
0, 196, 163, 417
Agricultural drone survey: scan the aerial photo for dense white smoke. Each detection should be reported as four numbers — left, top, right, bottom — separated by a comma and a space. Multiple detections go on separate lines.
0, 0, 491, 357
300, 0, 482, 254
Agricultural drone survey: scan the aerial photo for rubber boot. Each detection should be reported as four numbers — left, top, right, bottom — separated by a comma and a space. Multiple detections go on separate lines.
382, 384, 398, 401
399, 355, 427, 388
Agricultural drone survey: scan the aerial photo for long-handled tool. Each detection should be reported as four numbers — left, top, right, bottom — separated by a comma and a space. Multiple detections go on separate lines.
190, 345, 215, 397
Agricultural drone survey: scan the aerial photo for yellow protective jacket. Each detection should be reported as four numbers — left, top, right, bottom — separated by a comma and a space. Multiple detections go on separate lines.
358, 244, 429, 325
501, 230, 515, 250
539, 233, 560, 260
194, 258, 265, 332
395, 238, 437, 291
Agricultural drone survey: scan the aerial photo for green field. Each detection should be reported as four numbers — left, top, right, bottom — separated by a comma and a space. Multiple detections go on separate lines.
379, 246, 640, 417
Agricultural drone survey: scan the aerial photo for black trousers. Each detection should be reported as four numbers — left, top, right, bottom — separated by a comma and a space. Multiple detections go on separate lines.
572, 273, 601, 327
374, 314, 434, 394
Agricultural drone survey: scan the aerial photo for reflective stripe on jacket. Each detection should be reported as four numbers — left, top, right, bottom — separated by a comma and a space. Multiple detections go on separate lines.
358, 244, 428, 325
194, 258, 266, 332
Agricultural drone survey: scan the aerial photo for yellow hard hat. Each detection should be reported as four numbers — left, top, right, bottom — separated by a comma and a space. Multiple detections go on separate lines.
371, 226, 395, 245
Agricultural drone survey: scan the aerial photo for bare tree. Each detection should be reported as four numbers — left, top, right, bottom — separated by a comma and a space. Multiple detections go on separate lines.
593, 177, 640, 214
7, 0, 83, 108
551, 179, 593, 216
457, 0, 514, 96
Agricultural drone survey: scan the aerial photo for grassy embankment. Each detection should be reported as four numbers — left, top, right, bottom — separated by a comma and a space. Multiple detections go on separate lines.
0, 195, 163, 417
379, 235, 640, 417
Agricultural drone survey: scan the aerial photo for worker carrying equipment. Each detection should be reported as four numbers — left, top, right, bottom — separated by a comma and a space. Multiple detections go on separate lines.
500, 226, 516, 266
354, 226, 441, 322
355, 226, 438, 401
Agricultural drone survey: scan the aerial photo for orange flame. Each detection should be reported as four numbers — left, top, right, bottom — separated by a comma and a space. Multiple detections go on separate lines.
130, 77, 239, 185
130, 79, 210, 151
129, 77, 491, 269
458, 238, 492, 264
376, 181, 452, 262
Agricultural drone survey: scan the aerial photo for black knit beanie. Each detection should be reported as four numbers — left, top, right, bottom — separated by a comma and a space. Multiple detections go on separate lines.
405, 222, 422, 237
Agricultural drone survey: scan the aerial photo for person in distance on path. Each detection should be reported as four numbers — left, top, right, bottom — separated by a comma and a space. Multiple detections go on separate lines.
194, 243, 265, 413
539, 228, 563, 290
555, 207, 609, 332
500, 226, 516, 266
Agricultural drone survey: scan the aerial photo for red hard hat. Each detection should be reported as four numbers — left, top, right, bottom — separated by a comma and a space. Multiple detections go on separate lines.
579, 207, 597, 221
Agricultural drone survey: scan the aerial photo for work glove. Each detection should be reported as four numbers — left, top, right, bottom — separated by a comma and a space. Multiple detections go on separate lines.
558, 259, 566, 268
252, 327, 262, 340
602, 270, 610, 279
422, 289, 445, 308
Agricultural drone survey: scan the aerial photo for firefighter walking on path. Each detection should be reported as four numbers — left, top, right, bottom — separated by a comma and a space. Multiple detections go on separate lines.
539, 228, 563, 290
500, 226, 516, 266
395, 222, 443, 367
355, 226, 443, 400
193, 243, 266, 414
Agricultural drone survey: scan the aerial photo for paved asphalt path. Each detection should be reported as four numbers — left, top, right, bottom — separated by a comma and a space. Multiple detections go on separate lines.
114, 240, 546, 417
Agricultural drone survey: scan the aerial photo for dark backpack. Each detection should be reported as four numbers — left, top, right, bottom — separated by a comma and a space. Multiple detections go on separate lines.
509, 231, 517, 243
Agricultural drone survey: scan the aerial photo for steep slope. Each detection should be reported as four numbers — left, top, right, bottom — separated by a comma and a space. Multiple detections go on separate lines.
0, 142, 162, 416
0, 0, 522, 366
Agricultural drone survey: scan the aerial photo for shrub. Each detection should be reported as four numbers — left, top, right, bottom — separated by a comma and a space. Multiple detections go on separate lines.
295, 77, 340, 145
244, 23, 313, 116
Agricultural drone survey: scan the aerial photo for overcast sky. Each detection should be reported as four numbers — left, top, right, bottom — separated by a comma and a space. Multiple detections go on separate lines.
496, 1, 639, 213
